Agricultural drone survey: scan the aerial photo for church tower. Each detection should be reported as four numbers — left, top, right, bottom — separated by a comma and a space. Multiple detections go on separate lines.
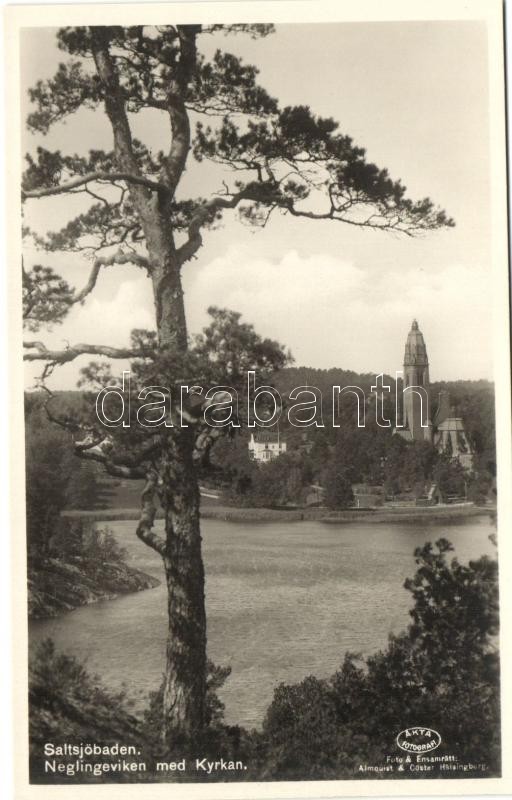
401, 319, 432, 441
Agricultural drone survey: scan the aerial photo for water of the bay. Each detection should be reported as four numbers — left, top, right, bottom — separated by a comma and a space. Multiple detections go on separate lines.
29, 515, 496, 728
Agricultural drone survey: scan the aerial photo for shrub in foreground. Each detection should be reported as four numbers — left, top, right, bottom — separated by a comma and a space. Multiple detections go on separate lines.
259, 538, 500, 779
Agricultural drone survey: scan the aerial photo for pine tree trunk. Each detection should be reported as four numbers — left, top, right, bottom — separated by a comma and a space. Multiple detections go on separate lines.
147, 236, 207, 744
161, 442, 206, 741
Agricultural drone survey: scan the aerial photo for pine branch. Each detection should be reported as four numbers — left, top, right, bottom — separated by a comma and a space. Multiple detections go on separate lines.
76, 445, 147, 480
176, 182, 268, 265
161, 26, 199, 191
193, 423, 225, 465
22, 170, 166, 199
72, 430, 163, 481
136, 470, 167, 555
90, 28, 156, 212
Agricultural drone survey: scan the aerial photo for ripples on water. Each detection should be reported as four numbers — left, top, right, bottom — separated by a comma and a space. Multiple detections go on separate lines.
30, 516, 496, 728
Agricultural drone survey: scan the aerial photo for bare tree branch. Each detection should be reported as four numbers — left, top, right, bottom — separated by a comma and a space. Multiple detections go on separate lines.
23, 341, 149, 363
73, 249, 150, 304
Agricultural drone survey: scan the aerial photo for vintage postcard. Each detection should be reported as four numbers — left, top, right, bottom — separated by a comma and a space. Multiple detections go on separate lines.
5, 0, 512, 797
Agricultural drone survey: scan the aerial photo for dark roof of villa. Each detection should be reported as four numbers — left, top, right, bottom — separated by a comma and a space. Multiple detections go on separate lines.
253, 430, 281, 444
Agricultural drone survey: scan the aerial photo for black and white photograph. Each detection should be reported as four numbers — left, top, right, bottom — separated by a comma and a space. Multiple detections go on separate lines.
6, 0, 512, 796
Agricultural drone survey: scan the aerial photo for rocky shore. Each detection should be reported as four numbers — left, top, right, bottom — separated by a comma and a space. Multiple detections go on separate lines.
28, 558, 160, 619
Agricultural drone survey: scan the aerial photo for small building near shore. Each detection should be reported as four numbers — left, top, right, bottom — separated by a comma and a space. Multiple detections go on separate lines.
415, 483, 444, 506
352, 483, 385, 509
249, 430, 287, 463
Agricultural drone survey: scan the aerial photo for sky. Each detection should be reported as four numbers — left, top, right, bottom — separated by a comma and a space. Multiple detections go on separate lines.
21, 20, 494, 388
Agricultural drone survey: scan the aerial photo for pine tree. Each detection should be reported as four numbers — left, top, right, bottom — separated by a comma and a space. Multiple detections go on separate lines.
22, 25, 453, 744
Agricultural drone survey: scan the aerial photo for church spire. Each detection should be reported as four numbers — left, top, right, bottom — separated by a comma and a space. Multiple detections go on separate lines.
404, 318, 429, 367
402, 319, 431, 441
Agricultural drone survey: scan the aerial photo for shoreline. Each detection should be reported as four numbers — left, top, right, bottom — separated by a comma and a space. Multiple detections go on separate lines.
62, 503, 495, 526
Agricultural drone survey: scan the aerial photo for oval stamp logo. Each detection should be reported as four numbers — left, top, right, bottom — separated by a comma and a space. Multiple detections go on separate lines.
396, 727, 441, 753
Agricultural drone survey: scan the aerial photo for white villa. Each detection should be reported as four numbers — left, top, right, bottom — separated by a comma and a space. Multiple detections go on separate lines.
248, 430, 287, 463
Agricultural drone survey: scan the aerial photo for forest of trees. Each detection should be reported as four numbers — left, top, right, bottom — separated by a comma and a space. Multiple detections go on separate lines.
209, 368, 496, 509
